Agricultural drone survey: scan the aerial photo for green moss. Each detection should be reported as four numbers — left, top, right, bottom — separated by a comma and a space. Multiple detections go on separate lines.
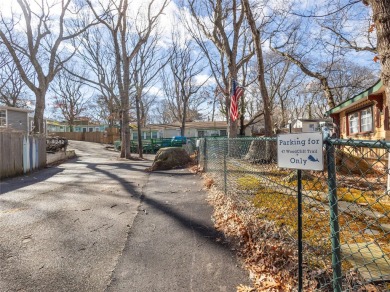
236, 175, 261, 190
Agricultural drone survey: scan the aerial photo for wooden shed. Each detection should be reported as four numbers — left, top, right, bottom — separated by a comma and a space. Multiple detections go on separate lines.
0, 106, 33, 133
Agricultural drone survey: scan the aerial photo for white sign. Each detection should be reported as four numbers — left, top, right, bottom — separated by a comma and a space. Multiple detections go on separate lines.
277, 132, 324, 171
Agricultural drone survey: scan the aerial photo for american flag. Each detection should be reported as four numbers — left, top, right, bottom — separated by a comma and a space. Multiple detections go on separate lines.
229, 80, 244, 121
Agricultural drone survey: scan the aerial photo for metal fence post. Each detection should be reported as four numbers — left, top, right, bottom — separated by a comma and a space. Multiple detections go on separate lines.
224, 140, 227, 195
297, 169, 303, 292
204, 138, 207, 172
326, 140, 342, 292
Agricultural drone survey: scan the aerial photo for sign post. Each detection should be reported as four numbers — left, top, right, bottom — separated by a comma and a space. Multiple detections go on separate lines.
277, 132, 324, 291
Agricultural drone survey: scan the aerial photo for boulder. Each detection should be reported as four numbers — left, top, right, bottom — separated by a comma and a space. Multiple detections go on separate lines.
149, 147, 192, 171
244, 139, 277, 163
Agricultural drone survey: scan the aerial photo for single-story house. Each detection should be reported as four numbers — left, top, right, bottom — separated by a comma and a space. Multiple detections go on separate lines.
327, 80, 387, 140
130, 121, 251, 140
46, 117, 107, 133
0, 106, 33, 133
290, 118, 333, 133
46, 120, 68, 133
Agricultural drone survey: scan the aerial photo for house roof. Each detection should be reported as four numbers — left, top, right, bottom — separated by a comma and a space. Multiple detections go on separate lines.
292, 118, 333, 123
0, 106, 33, 113
137, 121, 228, 131
173, 121, 228, 130
326, 79, 384, 115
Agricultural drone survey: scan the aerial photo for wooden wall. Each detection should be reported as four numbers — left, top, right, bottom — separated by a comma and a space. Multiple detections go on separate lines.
50, 128, 120, 144
0, 131, 46, 179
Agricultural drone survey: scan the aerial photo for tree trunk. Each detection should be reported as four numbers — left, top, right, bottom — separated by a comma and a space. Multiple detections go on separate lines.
239, 114, 245, 136
242, 0, 273, 137
181, 102, 187, 137
33, 90, 46, 134
135, 95, 143, 158
280, 97, 286, 128
365, 0, 390, 108
120, 100, 131, 159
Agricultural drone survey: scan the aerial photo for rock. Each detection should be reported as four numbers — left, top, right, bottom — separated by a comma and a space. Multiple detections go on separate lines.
244, 140, 277, 163
149, 147, 192, 171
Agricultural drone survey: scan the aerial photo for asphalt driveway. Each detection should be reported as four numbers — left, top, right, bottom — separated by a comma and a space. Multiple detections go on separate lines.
0, 141, 248, 291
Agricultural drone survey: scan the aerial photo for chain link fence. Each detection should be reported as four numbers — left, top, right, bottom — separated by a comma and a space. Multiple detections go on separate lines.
198, 136, 390, 291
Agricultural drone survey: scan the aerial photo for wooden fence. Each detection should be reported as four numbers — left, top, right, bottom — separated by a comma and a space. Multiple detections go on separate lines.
0, 131, 46, 179
49, 128, 120, 144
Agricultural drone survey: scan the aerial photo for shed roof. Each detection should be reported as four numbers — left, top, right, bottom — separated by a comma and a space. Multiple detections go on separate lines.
0, 106, 33, 113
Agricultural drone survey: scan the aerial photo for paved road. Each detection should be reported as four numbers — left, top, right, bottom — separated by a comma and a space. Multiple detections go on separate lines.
0, 141, 248, 291
107, 168, 248, 292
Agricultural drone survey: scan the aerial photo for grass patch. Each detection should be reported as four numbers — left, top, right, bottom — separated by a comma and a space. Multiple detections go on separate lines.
236, 175, 261, 190
338, 187, 390, 215
251, 185, 390, 267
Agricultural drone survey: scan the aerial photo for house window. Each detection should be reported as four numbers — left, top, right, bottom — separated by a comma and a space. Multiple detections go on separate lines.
348, 107, 373, 134
145, 132, 151, 139
96, 127, 100, 132
198, 130, 205, 137
361, 108, 372, 132
0, 110, 6, 126
89, 128, 93, 132
151, 131, 158, 139
133, 132, 138, 140
220, 130, 227, 136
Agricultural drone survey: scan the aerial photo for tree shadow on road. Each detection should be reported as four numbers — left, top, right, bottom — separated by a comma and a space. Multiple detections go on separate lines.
0, 167, 65, 195
81, 161, 233, 250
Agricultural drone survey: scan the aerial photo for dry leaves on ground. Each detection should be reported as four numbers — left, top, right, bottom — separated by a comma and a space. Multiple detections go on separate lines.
204, 175, 319, 292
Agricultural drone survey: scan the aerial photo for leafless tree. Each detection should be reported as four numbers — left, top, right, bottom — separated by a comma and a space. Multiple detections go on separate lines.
0, 48, 32, 108
263, 52, 305, 128
161, 33, 209, 138
299, 0, 390, 115
242, 0, 273, 136
88, 0, 168, 159
73, 26, 120, 128
51, 68, 90, 132
0, 0, 97, 133
154, 99, 175, 124
185, 0, 255, 138
131, 33, 168, 158
270, 24, 338, 109
362, 0, 390, 103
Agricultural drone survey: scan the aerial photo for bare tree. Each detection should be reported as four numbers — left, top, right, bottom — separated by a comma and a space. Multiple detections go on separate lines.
162, 33, 210, 137
282, 0, 388, 111
131, 33, 168, 158
154, 99, 175, 124
0, 50, 32, 108
0, 0, 96, 133
263, 52, 305, 128
88, 0, 168, 159
242, 0, 273, 136
51, 69, 90, 132
359, 1, 390, 103
185, 0, 254, 138
74, 26, 120, 128
270, 27, 338, 109
320, 0, 390, 114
